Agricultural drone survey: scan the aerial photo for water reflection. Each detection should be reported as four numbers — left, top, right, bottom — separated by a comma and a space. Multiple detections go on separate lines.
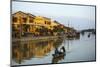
12, 38, 64, 64
12, 33, 95, 65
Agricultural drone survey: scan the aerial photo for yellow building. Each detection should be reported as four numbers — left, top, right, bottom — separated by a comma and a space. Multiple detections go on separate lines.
12, 11, 67, 37
12, 11, 36, 37
33, 16, 59, 30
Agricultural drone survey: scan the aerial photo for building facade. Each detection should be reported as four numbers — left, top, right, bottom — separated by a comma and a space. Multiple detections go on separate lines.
12, 11, 74, 38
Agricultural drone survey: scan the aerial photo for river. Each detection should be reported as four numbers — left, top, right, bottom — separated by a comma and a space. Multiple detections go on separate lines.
12, 32, 96, 66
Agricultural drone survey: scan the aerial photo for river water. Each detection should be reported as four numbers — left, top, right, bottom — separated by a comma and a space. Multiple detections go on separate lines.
12, 32, 96, 66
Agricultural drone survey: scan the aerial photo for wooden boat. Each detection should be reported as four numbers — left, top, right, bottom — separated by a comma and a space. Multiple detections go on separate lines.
52, 52, 66, 58
52, 52, 65, 57
52, 52, 65, 64
52, 46, 66, 63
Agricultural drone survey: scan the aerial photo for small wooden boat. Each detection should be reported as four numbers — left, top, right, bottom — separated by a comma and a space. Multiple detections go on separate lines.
52, 52, 66, 58
52, 52, 65, 63
52, 46, 66, 58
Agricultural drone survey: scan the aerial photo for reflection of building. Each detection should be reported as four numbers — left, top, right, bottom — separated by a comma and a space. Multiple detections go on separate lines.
12, 39, 63, 64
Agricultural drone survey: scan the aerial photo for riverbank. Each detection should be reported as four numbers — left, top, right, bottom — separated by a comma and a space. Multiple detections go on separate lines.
12, 32, 80, 42
12, 36, 63, 42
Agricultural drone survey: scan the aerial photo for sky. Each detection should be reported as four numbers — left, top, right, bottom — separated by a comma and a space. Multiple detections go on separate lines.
12, 1, 96, 30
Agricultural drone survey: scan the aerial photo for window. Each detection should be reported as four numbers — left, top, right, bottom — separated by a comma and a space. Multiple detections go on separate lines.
45, 21, 46, 24
13, 17, 17, 23
22, 17, 27, 23
45, 21, 51, 25
29, 18, 33, 23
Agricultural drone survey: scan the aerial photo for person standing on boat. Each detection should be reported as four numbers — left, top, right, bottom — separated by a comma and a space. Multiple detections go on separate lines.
55, 48, 59, 54
60, 46, 66, 53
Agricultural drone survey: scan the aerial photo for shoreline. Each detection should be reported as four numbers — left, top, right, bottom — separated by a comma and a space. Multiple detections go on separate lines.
12, 36, 62, 42
12, 33, 80, 42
